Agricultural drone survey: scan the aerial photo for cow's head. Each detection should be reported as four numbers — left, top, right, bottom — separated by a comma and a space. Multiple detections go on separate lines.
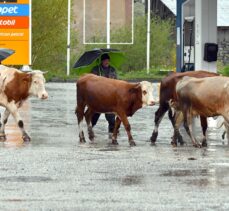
139, 81, 155, 106
28, 70, 48, 100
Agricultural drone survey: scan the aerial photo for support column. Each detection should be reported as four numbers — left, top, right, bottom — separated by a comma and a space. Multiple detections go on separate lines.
176, 0, 187, 72
195, 0, 217, 72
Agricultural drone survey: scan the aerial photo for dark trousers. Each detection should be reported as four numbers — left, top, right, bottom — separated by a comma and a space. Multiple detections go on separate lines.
92, 113, 115, 133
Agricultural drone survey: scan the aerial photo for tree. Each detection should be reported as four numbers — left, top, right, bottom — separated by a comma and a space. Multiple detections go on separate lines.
85, 15, 175, 72
32, 0, 68, 72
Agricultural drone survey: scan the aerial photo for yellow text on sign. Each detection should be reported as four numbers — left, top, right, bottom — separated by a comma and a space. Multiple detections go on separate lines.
0, 29, 29, 41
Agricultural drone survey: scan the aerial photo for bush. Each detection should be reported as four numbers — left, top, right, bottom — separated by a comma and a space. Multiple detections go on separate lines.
219, 65, 229, 76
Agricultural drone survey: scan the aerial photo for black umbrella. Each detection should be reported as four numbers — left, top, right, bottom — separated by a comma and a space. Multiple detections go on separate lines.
73, 48, 125, 74
0, 48, 15, 63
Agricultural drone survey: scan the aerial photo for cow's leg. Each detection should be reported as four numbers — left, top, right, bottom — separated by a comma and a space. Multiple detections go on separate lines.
168, 106, 175, 125
221, 116, 229, 146
5, 103, 30, 142
200, 116, 208, 147
183, 111, 200, 148
171, 111, 184, 147
75, 105, 86, 143
105, 113, 116, 136
169, 109, 185, 145
225, 122, 229, 146
91, 113, 101, 127
85, 108, 95, 142
111, 117, 121, 145
118, 113, 135, 146
0, 109, 10, 141
150, 103, 169, 144
222, 130, 226, 140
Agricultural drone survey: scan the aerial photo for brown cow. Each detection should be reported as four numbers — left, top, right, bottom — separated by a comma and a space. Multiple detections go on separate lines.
0, 66, 48, 142
174, 76, 229, 147
150, 70, 219, 146
75, 74, 155, 146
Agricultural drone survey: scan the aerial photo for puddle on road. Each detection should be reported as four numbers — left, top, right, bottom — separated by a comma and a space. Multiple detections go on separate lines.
98, 148, 120, 152
186, 175, 229, 187
162, 165, 229, 188
78, 140, 131, 152
3, 139, 29, 148
0, 176, 53, 183
161, 169, 210, 177
121, 175, 143, 186
1, 198, 25, 202
95, 174, 143, 186
186, 178, 211, 187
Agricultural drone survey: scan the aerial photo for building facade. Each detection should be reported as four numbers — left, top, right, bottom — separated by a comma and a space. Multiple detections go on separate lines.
73, 0, 132, 43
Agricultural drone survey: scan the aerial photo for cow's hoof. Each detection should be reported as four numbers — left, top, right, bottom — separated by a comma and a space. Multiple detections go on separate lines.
179, 140, 186, 146
193, 143, 201, 148
129, 141, 136, 147
89, 135, 95, 140
150, 141, 156, 146
171, 141, 177, 147
89, 138, 94, 143
89, 136, 95, 142
88, 131, 95, 141
180, 142, 185, 146
0, 134, 6, 142
112, 139, 119, 145
79, 138, 86, 143
23, 135, 31, 142
202, 141, 208, 147
178, 137, 185, 146
150, 133, 158, 143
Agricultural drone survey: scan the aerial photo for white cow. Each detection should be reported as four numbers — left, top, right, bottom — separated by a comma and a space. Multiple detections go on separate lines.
0, 66, 48, 142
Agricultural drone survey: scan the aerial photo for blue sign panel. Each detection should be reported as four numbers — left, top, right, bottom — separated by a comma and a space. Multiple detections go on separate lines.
0, 4, 29, 16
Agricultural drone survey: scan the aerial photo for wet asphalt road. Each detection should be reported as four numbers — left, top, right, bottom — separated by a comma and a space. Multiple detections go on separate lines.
0, 83, 229, 211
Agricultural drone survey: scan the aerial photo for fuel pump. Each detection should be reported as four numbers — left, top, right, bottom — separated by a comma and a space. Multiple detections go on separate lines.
182, 16, 195, 72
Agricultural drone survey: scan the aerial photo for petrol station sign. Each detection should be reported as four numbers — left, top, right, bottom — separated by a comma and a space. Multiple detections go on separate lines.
0, 0, 31, 65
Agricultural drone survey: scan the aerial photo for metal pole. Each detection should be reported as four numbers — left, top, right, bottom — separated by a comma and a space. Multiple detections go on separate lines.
107, 0, 110, 49
67, 0, 71, 76
146, 0, 151, 73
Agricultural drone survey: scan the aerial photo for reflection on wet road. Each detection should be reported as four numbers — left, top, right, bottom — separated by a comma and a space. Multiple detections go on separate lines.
0, 83, 228, 210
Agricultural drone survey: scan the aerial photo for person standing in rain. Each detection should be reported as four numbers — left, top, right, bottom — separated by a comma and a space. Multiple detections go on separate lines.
91, 53, 117, 138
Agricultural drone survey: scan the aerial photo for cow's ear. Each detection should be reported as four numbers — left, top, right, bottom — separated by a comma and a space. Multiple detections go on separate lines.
129, 83, 141, 93
23, 73, 32, 82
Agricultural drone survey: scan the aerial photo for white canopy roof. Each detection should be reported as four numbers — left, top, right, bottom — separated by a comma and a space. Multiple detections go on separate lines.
161, 0, 229, 26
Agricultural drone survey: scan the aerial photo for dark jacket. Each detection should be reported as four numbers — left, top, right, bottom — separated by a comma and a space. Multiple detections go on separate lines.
91, 65, 117, 79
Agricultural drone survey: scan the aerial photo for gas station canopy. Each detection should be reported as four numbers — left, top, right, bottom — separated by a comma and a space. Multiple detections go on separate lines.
162, 0, 228, 72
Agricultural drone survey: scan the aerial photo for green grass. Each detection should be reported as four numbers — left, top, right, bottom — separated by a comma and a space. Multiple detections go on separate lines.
118, 69, 171, 81
218, 65, 229, 76
44, 68, 171, 82
45, 70, 78, 82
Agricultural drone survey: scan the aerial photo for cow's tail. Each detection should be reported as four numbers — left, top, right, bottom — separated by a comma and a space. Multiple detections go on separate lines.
216, 116, 225, 129
75, 81, 85, 116
75, 82, 80, 114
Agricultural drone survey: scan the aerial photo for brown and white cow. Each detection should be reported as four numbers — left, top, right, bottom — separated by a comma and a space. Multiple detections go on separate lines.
0, 66, 48, 142
150, 70, 219, 146
75, 74, 155, 146
174, 76, 229, 147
